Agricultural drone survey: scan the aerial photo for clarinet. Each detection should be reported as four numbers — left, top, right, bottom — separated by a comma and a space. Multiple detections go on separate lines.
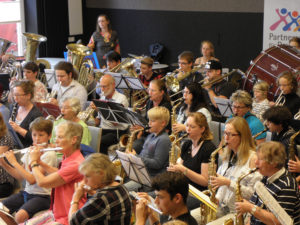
10, 103, 18, 122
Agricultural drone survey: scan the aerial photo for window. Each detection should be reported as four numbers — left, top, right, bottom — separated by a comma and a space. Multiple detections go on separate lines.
0, 0, 24, 56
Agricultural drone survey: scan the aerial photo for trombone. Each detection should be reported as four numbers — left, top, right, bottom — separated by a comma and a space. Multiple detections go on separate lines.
201, 69, 237, 88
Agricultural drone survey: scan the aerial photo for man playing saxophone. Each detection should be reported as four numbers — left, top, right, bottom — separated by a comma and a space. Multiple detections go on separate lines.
235, 141, 300, 225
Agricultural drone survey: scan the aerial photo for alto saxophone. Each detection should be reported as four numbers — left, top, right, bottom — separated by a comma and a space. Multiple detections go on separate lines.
125, 128, 144, 153
169, 133, 187, 165
288, 130, 300, 177
169, 99, 183, 143
224, 168, 258, 225
200, 144, 226, 225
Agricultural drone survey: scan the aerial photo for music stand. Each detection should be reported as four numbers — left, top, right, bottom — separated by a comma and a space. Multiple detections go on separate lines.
116, 150, 152, 187
106, 72, 146, 107
35, 102, 61, 118
214, 97, 233, 117
93, 100, 148, 127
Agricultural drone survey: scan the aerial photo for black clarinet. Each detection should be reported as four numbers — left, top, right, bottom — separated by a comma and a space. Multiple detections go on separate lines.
10, 103, 18, 122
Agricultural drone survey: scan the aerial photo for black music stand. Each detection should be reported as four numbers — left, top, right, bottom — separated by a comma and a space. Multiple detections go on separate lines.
116, 150, 152, 187
214, 97, 233, 117
106, 72, 146, 107
93, 100, 148, 127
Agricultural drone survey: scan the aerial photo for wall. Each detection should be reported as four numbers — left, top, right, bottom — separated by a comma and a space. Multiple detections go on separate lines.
83, 0, 265, 71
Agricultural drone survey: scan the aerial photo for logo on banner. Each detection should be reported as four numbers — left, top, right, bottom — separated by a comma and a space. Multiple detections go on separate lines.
270, 8, 300, 32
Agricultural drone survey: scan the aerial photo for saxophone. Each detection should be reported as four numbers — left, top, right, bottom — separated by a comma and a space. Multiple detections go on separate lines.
224, 168, 258, 225
77, 105, 95, 123
169, 99, 183, 143
288, 130, 300, 177
169, 133, 187, 165
200, 144, 226, 225
125, 128, 144, 153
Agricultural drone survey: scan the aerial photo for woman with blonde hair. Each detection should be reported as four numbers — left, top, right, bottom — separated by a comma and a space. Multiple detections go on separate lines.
68, 153, 132, 225
210, 117, 262, 218
195, 40, 219, 66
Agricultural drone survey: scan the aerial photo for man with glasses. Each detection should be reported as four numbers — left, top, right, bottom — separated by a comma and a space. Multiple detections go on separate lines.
227, 90, 266, 145
92, 74, 129, 154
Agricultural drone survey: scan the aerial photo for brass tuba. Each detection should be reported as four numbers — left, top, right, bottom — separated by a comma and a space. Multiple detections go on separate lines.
23, 33, 47, 62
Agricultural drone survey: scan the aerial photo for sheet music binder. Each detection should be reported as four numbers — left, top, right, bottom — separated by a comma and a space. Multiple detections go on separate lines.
116, 150, 152, 187
35, 102, 61, 118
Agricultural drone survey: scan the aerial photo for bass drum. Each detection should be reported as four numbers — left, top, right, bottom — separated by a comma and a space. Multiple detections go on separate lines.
243, 44, 300, 100
0, 209, 17, 225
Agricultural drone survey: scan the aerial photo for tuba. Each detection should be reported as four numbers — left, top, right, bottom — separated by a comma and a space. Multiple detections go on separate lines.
23, 33, 47, 62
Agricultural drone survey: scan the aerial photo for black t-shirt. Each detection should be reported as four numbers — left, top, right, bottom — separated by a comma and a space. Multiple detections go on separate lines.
174, 212, 198, 225
274, 93, 300, 116
181, 139, 216, 191
179, 71, 204, 90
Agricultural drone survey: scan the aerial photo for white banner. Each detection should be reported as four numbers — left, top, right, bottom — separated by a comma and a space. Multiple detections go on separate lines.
263, 0, 300, 50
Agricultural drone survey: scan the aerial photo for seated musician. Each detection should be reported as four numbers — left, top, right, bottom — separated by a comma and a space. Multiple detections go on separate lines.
138, 56, 162, 88
251, 80, 270, 122
210, 117, 262, 218
228, 90, 266, 145
289, 36, 300, 50
26, 121, 85, 225
135, 171, 197, 225
50, 97, 91, 146
176, 51, 203, 90
168, 112, 215, 209
49, 61, 87, 110
270, 71, 300, 116
194, 40, 219, 66
125, 106, 171, 191
0, 113, 15, 198
203, 60, 236, 120
262, 106, 295, 158
92, 74, 129, 154
172, 83, 211, 135
22, 62, 48, 102
68, 153, 132, 225
0, 117, 57, 223
132, 79, 172, 154
235, 141, 300, 225
9, 80, 43, 147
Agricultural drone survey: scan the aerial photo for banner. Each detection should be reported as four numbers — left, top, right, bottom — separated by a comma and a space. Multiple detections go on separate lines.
263, 0, 300, 50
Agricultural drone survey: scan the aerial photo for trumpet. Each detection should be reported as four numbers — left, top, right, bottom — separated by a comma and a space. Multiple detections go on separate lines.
274, 90, 286, 106
0, 146, 63, 158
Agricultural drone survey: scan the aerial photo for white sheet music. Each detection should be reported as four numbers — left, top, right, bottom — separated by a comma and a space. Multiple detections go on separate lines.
255, 182, 293, 225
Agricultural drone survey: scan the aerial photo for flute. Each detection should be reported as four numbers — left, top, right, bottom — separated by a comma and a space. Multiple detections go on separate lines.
0, 147, 63, 158
130, 191, 162, 215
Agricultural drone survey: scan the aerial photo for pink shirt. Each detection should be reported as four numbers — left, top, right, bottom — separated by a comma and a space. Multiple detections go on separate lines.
53, 150, 85, 225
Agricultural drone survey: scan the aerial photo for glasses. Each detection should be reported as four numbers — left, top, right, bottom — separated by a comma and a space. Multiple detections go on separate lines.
232, 105, 247, 109
223, 131, 240, 138
278, 83, 291, 87
178, 61, 188, 65
13, 93, 27, 97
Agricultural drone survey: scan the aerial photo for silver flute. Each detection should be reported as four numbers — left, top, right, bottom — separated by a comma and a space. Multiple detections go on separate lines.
0, 147, 63, 158
130, 191, 162, 214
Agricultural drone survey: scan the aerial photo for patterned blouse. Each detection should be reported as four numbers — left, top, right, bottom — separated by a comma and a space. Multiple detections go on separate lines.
0, 133, 15, 185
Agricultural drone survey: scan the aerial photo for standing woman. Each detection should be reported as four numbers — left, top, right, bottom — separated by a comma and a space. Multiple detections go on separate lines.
88, 14, 120, 68
210, 117, 262, 218
9, 80, 43, 147
194, 40, 219, 66
173, 83, 211, 135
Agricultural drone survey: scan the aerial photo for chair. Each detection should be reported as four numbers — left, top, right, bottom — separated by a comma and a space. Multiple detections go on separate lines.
88, 126, 102, 153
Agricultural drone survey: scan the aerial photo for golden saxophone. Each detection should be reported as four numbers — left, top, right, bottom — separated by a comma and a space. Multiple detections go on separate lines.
288, 130, 300, 177
169, 133, 188, 165
169, 99, 183, 143
77, 105, 95, 123
200, 144, 226, 225
224, 168, 258, 225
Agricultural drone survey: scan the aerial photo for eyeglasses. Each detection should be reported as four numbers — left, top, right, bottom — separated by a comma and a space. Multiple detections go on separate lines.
178, 61, 188, 65
232, 105, 247, 109
13, 93, 27, 97
223, 131, 240, 137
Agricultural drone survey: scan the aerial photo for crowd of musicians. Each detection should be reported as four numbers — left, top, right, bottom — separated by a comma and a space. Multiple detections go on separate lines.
0, 13, 299, 225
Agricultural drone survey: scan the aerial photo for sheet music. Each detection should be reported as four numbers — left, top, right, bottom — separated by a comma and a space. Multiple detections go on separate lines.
255, 181, 293, 225
189, 185, 217, 211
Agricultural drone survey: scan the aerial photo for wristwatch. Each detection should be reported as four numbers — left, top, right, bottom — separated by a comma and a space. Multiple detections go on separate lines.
251, 205, 257, 215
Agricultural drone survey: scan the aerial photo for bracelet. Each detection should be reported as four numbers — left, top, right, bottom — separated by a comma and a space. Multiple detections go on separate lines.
251, 205, 257, 215
31, 163, 39, 168
183, 168, 188, 176
71, 201, 79, 205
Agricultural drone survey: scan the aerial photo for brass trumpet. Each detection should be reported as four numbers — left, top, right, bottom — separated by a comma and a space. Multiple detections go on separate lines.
201, 69, 237, 88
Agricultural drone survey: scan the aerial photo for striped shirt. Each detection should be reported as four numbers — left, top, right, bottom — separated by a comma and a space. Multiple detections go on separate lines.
250, 168, 300, 225
70, 184, 132, 225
